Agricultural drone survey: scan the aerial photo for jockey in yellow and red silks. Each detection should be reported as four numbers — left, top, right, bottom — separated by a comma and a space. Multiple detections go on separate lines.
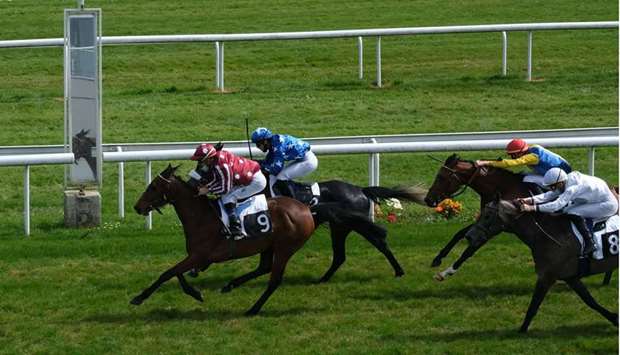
476, 138, 572, 186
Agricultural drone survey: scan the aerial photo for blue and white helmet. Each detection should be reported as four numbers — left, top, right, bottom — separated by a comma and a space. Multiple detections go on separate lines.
543, 167, 568, 186
251, 127, 273, 143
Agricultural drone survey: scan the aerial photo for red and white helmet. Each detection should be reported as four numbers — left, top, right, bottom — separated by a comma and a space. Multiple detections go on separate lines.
506, 139, 528, 154
190, 143, 217, 161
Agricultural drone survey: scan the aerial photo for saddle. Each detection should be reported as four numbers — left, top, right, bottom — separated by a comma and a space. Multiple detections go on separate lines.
217, 195, 272, 240
279, 180, 321, 206
570, 214, 619, 261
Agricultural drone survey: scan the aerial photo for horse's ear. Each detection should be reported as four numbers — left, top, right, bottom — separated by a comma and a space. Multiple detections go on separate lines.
214, 142, 224, 151
172, 164, 181, 172
494, 192, 501, 202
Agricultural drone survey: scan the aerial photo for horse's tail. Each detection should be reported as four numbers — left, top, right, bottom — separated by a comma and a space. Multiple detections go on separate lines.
362, 185, 427, 206
311, 202, 387, 239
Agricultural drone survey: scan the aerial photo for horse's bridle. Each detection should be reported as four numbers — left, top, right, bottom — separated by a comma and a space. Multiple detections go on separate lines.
147, 174, 175, 214
440, 162, 484, 199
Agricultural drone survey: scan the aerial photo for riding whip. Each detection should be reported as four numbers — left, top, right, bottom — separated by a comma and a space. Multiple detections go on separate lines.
245, 117, 253, 160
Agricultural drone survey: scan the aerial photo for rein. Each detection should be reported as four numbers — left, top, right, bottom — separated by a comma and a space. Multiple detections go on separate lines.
441, 164, 483, 198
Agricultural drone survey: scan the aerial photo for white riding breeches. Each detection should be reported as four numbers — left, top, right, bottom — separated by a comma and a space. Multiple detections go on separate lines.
564, 196, 619, 220
268, 151, 318, 194
221, 170, 267, 205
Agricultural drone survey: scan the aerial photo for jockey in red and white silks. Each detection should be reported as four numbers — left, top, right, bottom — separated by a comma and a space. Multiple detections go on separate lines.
190, 143, 266, 237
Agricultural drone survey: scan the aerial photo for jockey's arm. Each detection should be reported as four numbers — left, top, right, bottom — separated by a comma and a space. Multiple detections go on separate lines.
532, 189, 560, 204
488, 153, 539, 169
535, 186, 579, 213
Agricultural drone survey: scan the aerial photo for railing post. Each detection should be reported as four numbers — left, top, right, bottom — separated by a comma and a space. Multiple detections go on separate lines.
588, 147, 595, 175
145, 161, 152, 230
358, 36, 363, 80
117, 146, 125, 219
368, 138, 380, 220
219, 42, 225, 91
215, 42, 220, 90
527, 31, 533, 81
376, 37, 382, 88
502, 31, 507, 76
24, 165, 30, 236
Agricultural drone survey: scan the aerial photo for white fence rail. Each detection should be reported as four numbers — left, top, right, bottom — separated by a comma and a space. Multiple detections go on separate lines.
1, 21, 617, 88
1, 129, 618, 235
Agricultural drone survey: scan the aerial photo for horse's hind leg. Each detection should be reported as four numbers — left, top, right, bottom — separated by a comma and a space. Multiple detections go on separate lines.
359, 229, 404, 278
318, 226, 350, 283
221, 249, 274, 293
130, 254, 201, 306
602, 271, 613, 286
245, 250, 294, 316
566, 277, 618, 326
431, 224, 473, 267
519, 276, 555, 332
177, 274, 204, 302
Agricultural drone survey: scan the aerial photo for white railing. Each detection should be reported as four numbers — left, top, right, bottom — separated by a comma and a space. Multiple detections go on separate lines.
1, 22, 616, 88
2, 130, 617, 235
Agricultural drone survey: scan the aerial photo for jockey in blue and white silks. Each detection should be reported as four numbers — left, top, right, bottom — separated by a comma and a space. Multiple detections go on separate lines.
251, 127, 318, 197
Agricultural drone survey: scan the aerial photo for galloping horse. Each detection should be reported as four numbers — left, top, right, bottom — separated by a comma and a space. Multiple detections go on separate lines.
266, 178, 428, 282
132, 165, 382, 315
424, 154, 614, 284
466, 198, 618, 332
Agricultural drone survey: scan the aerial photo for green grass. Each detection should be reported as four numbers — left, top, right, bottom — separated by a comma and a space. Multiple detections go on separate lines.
0, 1, 618, 354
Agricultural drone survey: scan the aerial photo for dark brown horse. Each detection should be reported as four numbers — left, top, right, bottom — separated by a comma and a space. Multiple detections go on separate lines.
466, 198, 618, 332
424, 154, 614, 285
132, 164, 382, 315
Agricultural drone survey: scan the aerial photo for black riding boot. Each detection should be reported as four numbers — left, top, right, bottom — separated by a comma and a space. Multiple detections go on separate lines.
569, 214, 596, 256
273, 180, 295, 199
224, 203, 243, 239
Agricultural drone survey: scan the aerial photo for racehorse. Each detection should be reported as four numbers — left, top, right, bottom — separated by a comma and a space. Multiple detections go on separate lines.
132, 164, 383, 315
424, 154, 614, 285
264, 176, 427, 282
466, 197, 618, 332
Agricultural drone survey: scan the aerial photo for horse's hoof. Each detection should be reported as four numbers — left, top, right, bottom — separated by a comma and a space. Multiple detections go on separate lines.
244, 309, 259, 317
611, 313, 618, 326
317, 276, 330, 284
433, 273, 445, 282
130, 296, 143, 306
221, 284, 233, 293
518, 326, 528, 333
431, 258, 442, 267
188, 269, 199, 278
394, 270, 405, 278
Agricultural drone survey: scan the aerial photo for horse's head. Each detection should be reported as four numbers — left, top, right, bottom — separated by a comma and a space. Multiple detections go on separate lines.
424, 154, 477, 207
134, 164, 180, 216
465, 196, 519, 248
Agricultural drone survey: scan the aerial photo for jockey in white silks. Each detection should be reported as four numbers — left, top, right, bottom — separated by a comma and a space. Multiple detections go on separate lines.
517, 168, 618, 255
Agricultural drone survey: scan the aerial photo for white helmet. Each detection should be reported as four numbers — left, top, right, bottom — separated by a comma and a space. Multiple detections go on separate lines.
543, 168, 568, 186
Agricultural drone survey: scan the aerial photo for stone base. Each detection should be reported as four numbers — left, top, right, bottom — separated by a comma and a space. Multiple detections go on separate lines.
64, 190, 101, 227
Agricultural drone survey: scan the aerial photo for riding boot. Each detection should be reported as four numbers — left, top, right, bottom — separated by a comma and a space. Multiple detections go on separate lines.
568, 214, 596, 256
273, 180, 295, 199
224, 203, 243, 239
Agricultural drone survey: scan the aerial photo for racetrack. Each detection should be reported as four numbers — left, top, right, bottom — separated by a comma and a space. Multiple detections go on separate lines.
0, 1, 617, 353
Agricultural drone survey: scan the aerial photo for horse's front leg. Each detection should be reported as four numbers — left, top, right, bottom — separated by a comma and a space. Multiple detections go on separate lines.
130, 254, 201, 305
519, 275, 555, 333
434, 238, 485, 281
431, 224, 473, 267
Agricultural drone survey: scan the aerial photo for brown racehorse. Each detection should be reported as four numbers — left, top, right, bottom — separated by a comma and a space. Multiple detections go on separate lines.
424, 154, 614, 285
131, 164, 380, 315
466, 198, 618, 332
132, 164, 315, 315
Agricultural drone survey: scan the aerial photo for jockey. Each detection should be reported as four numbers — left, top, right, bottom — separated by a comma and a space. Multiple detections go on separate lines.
517, 168, 618, 256
251, 127, 318, 198
189, 143, 266, 238
476, 138, 572, 186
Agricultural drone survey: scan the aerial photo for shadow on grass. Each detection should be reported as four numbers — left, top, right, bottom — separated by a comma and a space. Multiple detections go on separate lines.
83, 304, 325, 323
190, 271, 380, 291
406, 322, 617, 342
350, 282, 580, 302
